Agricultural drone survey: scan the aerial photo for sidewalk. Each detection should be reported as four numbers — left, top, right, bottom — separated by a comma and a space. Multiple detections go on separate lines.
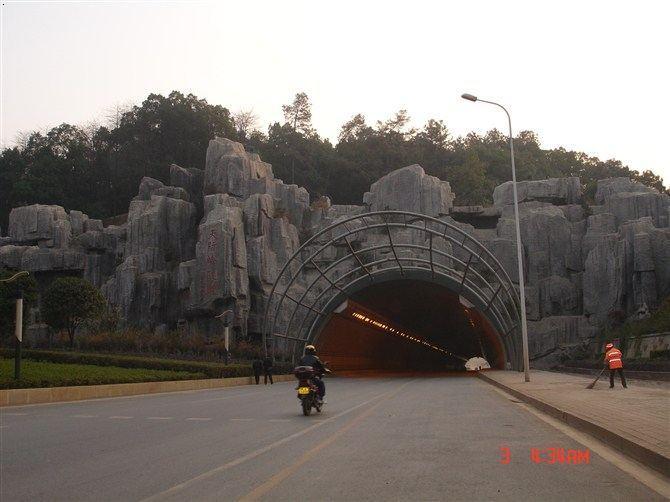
478, 370, 670, 476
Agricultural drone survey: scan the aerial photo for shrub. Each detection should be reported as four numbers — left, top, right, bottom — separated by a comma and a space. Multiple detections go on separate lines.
0, 358, 206, 389
42, 277, 106, 348
0, 348, 257, 378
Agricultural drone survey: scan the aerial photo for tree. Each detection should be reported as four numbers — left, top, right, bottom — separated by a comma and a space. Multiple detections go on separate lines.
377, 109, 414, 138
232, 109, 259, 139
282, 92, 314, 136
338, 114, 369, 143
634, 170, 666, 194
42, 277, 106, 348
1, 90, 667, 229
0, 269, 38, 340
418, 119, 450, 148
449, 151, 492, 205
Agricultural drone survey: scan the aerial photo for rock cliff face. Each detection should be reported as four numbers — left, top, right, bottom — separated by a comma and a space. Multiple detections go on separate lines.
2, 138, 668, 362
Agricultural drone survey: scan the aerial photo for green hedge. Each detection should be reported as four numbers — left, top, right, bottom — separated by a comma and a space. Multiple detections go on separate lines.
0, 349, 251, 378
0, 348, 293, 378
0, 359, 206, 389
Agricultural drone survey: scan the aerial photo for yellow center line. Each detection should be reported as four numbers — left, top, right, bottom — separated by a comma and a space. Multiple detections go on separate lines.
142, 379, 412, 501
240, 380, 412, 501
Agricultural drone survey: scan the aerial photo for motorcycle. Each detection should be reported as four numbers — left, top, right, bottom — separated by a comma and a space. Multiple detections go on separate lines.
294, 365, 322, 416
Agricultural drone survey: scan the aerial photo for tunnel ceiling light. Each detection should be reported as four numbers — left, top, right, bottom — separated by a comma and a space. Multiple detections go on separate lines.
350, 311, 467, 361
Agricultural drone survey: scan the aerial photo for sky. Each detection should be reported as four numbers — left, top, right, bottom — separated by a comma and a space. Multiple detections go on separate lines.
1, 0, 669, 184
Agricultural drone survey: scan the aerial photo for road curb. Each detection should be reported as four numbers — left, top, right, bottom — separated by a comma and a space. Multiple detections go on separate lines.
0, 374, 294, 407
477, 372, 670, 477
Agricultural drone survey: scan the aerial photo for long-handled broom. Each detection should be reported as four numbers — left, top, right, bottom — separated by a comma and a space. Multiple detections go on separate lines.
586, 367, 606, 389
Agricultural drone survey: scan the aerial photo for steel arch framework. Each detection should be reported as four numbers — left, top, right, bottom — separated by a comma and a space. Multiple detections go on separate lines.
262, 211, 523, 369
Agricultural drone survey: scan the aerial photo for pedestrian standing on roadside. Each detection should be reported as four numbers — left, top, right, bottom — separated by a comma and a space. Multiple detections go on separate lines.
263, 356, 274, 385
604, 342, 627, 389
252, 358, 263, 385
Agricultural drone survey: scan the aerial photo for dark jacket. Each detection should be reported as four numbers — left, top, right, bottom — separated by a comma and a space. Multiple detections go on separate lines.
252, 359, 263, 374
299, 354, 326, 375
263, 357, 274, 372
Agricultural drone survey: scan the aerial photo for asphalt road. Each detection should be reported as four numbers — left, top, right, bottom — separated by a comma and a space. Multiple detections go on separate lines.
0, 376, 664, 501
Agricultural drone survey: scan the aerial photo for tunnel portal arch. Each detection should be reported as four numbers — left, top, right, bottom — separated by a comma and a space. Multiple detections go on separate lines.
262, 211, 523, 370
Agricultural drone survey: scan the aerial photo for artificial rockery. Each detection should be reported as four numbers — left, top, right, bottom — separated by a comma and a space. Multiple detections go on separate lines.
1, 138, 668, 365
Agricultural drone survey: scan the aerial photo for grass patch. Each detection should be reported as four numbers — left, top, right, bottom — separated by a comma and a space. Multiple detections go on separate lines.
0, 358, 206, 389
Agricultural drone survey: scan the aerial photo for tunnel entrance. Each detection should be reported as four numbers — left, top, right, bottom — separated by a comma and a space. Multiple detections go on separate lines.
315, 279, 505, 372
263, 211, 522, 371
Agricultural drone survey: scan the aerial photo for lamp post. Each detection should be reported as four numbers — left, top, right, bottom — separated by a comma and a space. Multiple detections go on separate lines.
461, 93, 530, 382
1, 270, 29, 379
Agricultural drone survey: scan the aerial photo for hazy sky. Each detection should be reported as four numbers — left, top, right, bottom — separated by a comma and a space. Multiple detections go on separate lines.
1, 0, 669, 183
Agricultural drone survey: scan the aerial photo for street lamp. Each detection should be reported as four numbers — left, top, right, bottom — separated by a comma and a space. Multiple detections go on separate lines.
1, 270, 29, 379
461, 93, 531, 382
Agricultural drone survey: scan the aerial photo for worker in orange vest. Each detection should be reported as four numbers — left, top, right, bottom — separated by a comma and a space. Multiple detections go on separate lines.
604, 343, 627, 389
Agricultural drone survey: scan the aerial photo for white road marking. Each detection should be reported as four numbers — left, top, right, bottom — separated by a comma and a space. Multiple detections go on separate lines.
192, 390, 266, 403
109, 416, 133, 420
146, 417, 173, 420
72, 414, 97, 418
0, 425, 8, 429
230, 418, 254, 422
269, 419, 291, 422
185, 418, 212, 421
3, 412, 27, 416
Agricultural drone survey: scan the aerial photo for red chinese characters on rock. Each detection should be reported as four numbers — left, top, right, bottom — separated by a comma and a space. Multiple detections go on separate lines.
530, 447, 590, 465
204, 229, 219, 296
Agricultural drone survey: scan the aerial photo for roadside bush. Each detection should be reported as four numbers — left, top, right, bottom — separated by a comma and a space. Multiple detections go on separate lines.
0, 348, 255, 378
608, 297, 670, 341
72, 328, 265, 363
0, 358, 206, 389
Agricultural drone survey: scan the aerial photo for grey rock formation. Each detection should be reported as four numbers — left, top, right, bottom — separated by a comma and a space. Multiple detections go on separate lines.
605, 191, 669, 228
204, 138, 273, 198
2, 137, 668, 366
363, 165, 454, 217
493, 177, 582, 207
170, 164, 203, 206
528, 315, 599, 367
595, 177, 657, 204
191, 202, 249, 332
8, 205, 70, 245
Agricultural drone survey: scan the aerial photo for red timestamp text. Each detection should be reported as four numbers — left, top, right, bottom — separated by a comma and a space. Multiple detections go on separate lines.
499, 446, 590, 465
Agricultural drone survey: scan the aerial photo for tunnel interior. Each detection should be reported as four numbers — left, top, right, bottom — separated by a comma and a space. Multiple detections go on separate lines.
314, 279, 505, 372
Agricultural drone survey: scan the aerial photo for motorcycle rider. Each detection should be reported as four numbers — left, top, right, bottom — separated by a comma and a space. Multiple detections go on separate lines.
299, 345, 329, 403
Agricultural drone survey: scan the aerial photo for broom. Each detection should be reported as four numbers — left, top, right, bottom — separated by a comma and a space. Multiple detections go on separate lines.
586, 367, 606, 389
